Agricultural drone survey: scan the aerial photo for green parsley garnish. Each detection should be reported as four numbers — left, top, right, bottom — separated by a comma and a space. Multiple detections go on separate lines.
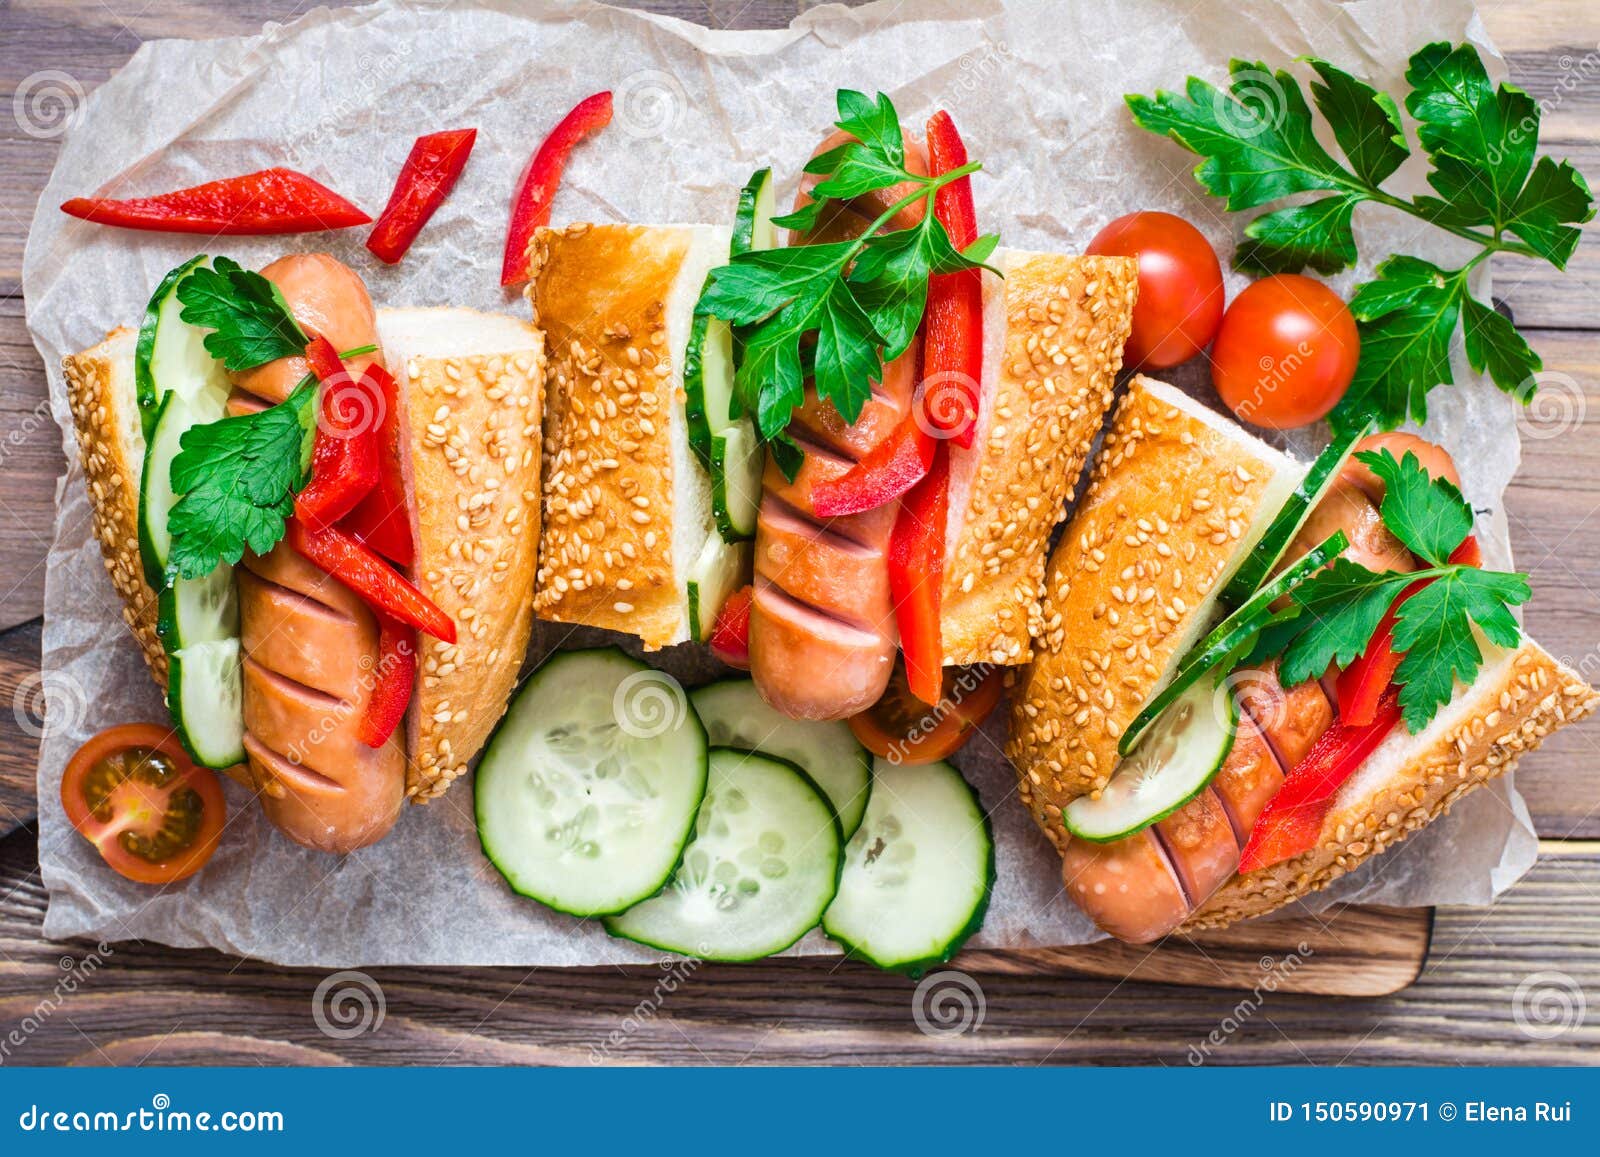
1269, 450, 1529, 732
695, 90, 999, 442
1126, 42, 1595, 434
176, 255, 309, 371
166, 379, 317, 580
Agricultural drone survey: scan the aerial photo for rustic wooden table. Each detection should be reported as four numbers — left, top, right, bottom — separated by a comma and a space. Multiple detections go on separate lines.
1, 0, 1597, 1065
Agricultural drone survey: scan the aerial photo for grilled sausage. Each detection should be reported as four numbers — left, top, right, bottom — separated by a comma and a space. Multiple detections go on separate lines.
748, 130, 928, 719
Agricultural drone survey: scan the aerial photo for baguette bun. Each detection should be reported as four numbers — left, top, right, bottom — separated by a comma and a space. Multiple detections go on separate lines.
1007, 375, 1303, 837
64, 303, 542, 805
939, 251, 1138, 668
528, 222, 730, 649
377, 307, 544, 800
1182, 639, 1599, 931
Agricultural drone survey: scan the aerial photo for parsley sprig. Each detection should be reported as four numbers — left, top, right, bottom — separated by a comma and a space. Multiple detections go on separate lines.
1262, 450, 1529, 731
166, 378, 318, 581
1127, 43, 1595, 435
176, 255, 308, 371
695, 90, 999, 442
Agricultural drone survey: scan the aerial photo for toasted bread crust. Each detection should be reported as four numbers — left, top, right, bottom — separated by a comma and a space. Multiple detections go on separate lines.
62, 327, 167, 686
1006, 376, 1292, 836
397, 316, 545, 801
528, 223, 688, 649
940, 253, 1138, 668
1182, 641, 1600, 931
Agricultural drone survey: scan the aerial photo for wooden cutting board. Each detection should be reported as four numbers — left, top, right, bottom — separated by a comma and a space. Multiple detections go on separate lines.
0, 617, 1428, 997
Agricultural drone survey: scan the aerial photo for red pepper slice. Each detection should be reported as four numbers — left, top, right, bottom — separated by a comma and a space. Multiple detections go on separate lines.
61, 168, 369, 235
811, 416, 935, 518
922, 110, 984, 450
709, 585, 753, 671
888, 442, 951, 706
338, 362, 415, 567
359, 617, 418, 748
294, 339, 382, 530
366, 128, 478, 264
1335, 533, 1482, 726
1239, 688, 1402, 873
500, 92, 613, 287
288, 519, 455, 644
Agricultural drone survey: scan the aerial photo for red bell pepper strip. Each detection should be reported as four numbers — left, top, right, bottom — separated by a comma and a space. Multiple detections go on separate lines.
359, 617, 418, 748
366, 128, 478, 264
1239, 688, 1403, 873
811, 416, 935, 518
500, 92, 613, 286
287, 519, 456, 644
709, 585, 753, 671
338, 362, 415, 568
922, 110, 984, 450
294, 339, 381, 530
61, 168, 369, 235
1335, 534, 1483, 727
888, 442, 951, 706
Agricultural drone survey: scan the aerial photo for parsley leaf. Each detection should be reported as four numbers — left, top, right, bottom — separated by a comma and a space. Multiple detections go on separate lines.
166, 379, 317, 579
176, 256, 308, 371
1356, 448, 1472, 564
1391, 567, 1529, 729
1279, 558, 1413, 685
697, 90, 994, 440
1129, 42, 1595, 433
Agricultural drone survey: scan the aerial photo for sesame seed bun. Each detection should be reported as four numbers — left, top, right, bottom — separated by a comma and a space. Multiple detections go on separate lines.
940, 250, 1138, 668
63, 327, 168, 686
1181, 639, 1600, 932
1006, 375, 1304, 838
528, 222, 731, 650
377, 308, 545, 802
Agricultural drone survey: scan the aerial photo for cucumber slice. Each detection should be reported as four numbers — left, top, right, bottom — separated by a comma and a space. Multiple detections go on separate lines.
1221, 421, 1373, 607
157, 563, 239, 650
685, 314, 735, 472
822, 758, 993, 974
731, 168, 777, 257
1117, 531, 1348, 758
166, 638, 244, 769
135, 255, 226, 437
1065, 681, 1237, 843
138, 392, 183, 587
476, 648, 709, 918
691, 678, 871, 838
711, 423, 761, 541
605, 747, 842, 961
687, 539, 752, 642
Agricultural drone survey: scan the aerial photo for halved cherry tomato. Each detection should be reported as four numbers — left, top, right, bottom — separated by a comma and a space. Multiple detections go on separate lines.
1087, 211, 1224, 369
849, 662, 1004, 765
61, 724, 226, 885
1340, 432, 1462, 503
1211, 273, 1359, 429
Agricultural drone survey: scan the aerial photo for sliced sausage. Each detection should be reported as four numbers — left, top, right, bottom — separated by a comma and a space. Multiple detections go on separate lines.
1210, 711, 1285, 844
230, 252, 380, 406
747, 130, 928, 720
1286, 478, 1414, 577
1060, 829, 1191, 945
1234, 661, 1335, 770
1154, 789, 1240, 907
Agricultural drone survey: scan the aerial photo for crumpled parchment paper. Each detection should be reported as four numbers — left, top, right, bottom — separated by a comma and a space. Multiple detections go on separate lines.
23, 0, 1536, 965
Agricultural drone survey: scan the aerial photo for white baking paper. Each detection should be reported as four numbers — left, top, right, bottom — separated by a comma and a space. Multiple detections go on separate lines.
24, 0, 1537, 964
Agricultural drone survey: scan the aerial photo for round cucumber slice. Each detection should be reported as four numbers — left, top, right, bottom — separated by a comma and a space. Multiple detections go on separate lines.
691, 678, 871, 838
1221, 421, 1373, 607
476, 649, 709, 918
1066, 680, 1237, 843
1117, 530, 1348, 758
605, 747, 842, 961
823, 759, 993, 975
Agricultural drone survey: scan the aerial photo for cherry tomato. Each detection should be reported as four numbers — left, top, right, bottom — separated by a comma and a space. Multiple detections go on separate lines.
61, 723, 226, 885
1211, 274, 1360, 429
848, 662, 1005, 765
1087, 211, 1224, 369
1340, 432, 1462, 502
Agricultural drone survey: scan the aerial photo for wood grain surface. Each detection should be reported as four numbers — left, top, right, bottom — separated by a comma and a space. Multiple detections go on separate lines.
1, 0, 1597, 1065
